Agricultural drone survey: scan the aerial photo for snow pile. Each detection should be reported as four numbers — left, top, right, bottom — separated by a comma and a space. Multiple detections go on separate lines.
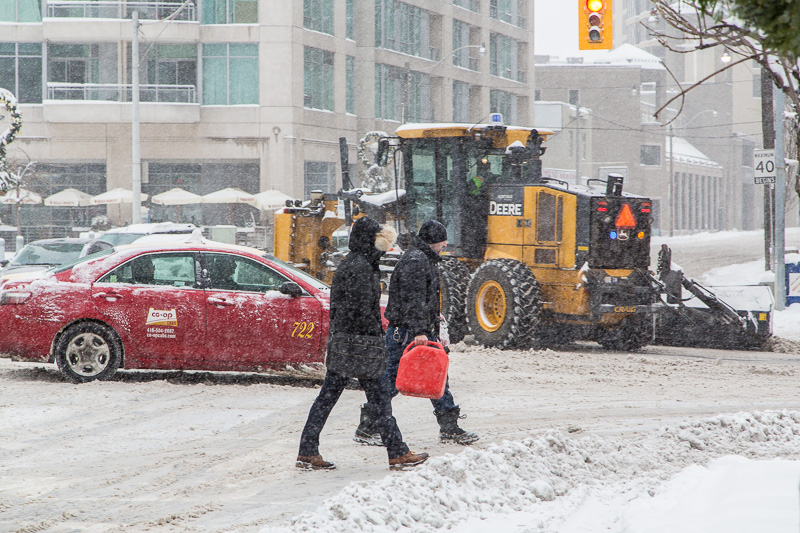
268, 411, 800, 532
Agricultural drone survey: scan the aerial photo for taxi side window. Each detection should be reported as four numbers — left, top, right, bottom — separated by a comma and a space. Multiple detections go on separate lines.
99, 253, 197, 287
206, 254, 291, 293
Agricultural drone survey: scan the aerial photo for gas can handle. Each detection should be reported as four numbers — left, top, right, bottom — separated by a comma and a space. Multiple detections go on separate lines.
402, 340, 444, 356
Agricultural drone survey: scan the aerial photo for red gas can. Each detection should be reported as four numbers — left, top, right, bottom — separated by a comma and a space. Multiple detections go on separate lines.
395, 341, 449, 399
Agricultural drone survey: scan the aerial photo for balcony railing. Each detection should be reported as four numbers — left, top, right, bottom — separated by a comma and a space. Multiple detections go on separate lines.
46, 0, 196, 21
47, 83, 197, 103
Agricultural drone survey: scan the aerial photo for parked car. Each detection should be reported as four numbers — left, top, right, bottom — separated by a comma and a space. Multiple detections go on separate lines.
0, 237, 114, 281
0, 238, 331, 383
99, 222, 197, 246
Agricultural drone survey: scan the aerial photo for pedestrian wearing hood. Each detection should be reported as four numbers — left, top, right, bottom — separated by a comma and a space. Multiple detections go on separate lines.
354, 220, 480, 446
297, 216, 429, 471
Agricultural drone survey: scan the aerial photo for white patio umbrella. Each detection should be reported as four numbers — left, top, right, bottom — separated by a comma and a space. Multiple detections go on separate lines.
0, 188, 42, 205
253, 189, 295, 211
151, 188, 203, 223
90, 187, 149, 205
202, 187, 256, 225
0, 188, 42, 234
44, 188, 93, 207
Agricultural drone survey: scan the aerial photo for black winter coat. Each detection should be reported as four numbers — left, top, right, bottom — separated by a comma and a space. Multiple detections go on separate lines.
328, 218, 384, 338
384, 235, 441, 337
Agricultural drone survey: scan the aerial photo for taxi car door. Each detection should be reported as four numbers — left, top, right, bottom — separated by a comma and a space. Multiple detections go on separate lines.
92, 252, 206, 364
202, 252, 323, 364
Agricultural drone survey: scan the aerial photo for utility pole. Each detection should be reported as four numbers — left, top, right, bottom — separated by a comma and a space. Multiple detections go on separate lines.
774, 86, 786, 311
760, 66, 774, 271
131, 11, 142, 224
669, 125, 674, 236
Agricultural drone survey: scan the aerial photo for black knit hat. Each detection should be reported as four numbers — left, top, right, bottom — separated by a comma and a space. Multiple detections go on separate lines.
418, 220, 448, 244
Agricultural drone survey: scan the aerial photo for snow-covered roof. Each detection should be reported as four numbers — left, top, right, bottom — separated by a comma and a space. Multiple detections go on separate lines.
667, 136, 723, 168
537, 44, 665, 71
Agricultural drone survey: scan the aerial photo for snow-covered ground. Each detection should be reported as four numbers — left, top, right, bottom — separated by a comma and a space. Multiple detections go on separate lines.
2, 229, 800, 532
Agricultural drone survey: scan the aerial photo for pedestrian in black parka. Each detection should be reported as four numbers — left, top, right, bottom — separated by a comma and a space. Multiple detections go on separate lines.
297, 216, 429, 470
355, 220, 480, 446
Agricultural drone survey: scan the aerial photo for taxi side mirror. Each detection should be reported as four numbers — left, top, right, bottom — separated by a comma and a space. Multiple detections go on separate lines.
279, 281, 303, 297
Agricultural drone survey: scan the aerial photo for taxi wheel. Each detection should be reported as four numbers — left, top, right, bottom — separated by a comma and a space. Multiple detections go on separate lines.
55, 322, 122, 383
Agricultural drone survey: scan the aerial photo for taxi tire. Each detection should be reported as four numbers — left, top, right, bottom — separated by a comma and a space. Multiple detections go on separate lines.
55, 322, 122, 384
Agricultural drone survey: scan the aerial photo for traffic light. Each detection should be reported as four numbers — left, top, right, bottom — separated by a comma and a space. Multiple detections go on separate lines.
578, 0, 613, 50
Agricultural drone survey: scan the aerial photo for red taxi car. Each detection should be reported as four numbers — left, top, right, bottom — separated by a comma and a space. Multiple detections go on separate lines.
0, 238, 331, 383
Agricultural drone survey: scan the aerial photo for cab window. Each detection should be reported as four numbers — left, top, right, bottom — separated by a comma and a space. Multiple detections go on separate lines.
99, 253, 197, 287
205, 253, 292, 293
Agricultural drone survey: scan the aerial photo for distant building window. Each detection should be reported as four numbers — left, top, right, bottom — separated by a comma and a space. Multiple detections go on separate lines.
0, 42, 42, 103
346, 0, 354, 39
304, 161, 337, 197
534, 89, 541, 101
490, 0, 526, 28
490, 33, 519, 81
490, 89, 518, 125
304, 0, 333, 35
375, 63, 431, 122
304, 47, 334, 111
569, 89, 579, 105
453, 81, 470, 122
203, 0, 257, 24
454, 0, 479, 12
0, 0, 41, 22
203, 43, 258, 105
346, 55, 355, 114
375, 0, 436, 60
641, 145, 661, 166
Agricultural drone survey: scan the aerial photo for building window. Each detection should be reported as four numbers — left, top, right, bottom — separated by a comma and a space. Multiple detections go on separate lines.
452, 20, 478, 70
490, 89, 517, 125
375, 63, 431, 122
534, 89, 541, 101
490, 33, 518, 81
346, 55, 355, 114
640, 145, 661, 166
346, 0, 354, 39
203, 0, 257, 24
48, 43, 123, 101
202, 43, 258, 105
453, 81, 470, 122
304, 0, 333, 34
453, 0, 479, 12
0, 43, 42, 103
375, 0, 435, 60
0, 0, 42, 22
490, 0, 526, 28
304, 47, 334, 111
304, 161, 337, 197
142, 44, 197, 103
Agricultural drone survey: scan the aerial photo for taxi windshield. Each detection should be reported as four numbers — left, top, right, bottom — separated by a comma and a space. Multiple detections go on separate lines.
52, 247, 116, 274
262, 253, 330, 291
9, 242, 85, 267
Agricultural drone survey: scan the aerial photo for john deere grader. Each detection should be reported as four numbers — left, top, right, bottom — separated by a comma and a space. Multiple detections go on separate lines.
274, 122, 772, 351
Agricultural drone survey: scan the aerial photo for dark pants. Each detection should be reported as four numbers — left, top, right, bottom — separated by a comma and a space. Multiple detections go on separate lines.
299, 368, 409, 459
378, 326, 457, 412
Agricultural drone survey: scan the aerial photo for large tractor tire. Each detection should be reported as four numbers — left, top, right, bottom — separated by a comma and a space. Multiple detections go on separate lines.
597, 315, 651, 351
466, 259, 542, 350
439, 257, 470, 345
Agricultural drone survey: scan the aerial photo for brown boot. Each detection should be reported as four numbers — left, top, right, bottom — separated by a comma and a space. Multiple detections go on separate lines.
388, 451, 429, 470
296, 455, 336, 470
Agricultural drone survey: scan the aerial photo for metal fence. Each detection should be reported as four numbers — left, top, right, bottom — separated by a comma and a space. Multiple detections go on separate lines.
46, 0, 196, 21
47, 83, 197, 104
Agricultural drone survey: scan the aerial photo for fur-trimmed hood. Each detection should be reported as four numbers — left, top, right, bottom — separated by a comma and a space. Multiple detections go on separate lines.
375, 224, 397, 252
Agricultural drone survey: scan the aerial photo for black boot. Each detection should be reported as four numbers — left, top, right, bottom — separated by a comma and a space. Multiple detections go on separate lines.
434, 407, 480, 445
353, 403, 384, 446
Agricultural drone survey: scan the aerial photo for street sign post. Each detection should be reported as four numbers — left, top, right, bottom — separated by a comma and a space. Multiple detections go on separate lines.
754, 149, 776, 184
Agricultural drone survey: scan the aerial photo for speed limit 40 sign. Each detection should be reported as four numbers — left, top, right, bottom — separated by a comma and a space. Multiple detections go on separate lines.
754, 149, 776, 184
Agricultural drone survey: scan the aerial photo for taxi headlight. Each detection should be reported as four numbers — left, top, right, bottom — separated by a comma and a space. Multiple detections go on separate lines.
0, 290, 32, 305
